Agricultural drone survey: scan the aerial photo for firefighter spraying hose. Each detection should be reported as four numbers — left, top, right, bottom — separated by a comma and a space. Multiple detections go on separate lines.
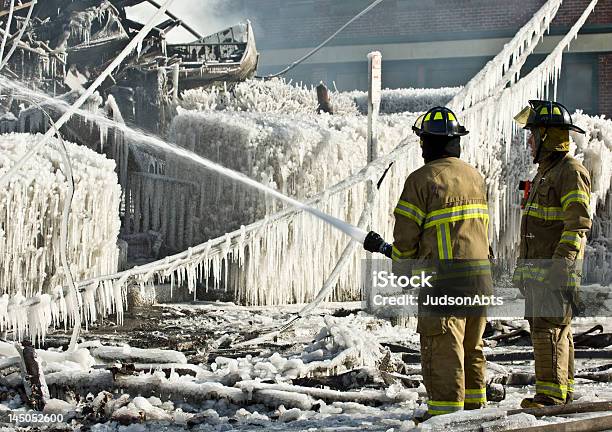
363, 106, 492, 419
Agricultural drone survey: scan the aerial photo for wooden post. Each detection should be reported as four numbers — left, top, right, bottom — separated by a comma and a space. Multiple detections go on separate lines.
365, 51, 382, 311
15, 342, 49, 410
316, 83, 333, 114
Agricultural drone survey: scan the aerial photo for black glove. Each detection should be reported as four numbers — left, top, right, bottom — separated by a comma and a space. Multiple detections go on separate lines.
363, 231, 392, 258
550, 259, 583, 316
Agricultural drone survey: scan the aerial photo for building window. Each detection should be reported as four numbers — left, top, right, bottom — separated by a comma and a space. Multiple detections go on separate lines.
559, 60, 596, 114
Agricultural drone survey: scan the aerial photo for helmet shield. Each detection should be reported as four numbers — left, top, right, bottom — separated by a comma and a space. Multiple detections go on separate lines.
513, 106, 536, 128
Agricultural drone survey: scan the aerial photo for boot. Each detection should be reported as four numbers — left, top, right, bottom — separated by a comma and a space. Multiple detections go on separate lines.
520, 395, 561, 409
413, 411, 433, 423
565, 392, 573, 404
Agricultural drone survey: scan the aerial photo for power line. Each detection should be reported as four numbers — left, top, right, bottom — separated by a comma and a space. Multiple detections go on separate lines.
257, 0, 386, 79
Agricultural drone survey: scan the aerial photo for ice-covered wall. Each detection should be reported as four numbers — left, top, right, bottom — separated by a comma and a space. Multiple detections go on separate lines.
169, 109, 371, 240
0, 133, 122, 340
156, 99, 421, 304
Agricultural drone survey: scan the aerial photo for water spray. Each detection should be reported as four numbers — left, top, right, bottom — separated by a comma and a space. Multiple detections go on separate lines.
0, 78, 368, 245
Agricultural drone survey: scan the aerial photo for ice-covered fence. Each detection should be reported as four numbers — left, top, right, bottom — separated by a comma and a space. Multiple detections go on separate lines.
71, 137, 421, 307
125, 171, 198, 253
0, 133, 121, 339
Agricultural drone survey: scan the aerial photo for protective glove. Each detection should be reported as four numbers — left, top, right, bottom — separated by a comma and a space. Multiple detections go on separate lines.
363, 231, 392, 258
550, 259, 582, 316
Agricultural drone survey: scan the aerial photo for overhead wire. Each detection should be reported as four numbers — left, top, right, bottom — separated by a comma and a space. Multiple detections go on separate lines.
256, 0, 386, 79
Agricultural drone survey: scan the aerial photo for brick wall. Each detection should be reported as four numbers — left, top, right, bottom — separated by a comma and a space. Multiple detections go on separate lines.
553, 0, 612, 26
599, 53, 612, 118
244, 0, 612, 49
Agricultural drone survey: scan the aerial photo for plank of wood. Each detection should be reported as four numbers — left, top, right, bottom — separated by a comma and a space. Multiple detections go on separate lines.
507, 401, 612, 417
502, 414, 612, 432
0, 2, 34, 18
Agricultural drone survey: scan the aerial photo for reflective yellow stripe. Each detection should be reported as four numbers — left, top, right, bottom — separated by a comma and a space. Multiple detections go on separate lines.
515, 265, 548, 282
536, 380, 567, 399
524, 203, 564, 221
424, 204, 488, 229
428, 400, 463, 415
394, 200, 426, 225
568, 379, 575, 392
392, 245, 417, 262
436, 223, 453, 259
465, 388, 487, 403
560, 231, 582, 249
561, 190, 589, 210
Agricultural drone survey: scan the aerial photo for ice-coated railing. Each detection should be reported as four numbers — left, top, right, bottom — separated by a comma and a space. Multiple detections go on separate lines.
449, 0, 562, 112
457, 0, 601, 262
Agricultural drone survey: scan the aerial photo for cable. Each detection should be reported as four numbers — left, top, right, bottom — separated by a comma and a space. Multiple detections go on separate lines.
257, 0, 386, 79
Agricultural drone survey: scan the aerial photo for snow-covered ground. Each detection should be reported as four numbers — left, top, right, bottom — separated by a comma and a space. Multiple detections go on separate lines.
0, 303, 610, 431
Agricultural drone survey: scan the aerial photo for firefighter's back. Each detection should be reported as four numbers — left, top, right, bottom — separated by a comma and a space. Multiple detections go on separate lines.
410, 156, 489, 261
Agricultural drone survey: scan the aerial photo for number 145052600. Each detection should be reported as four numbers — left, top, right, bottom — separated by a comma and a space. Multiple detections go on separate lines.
8, 412, 64, 423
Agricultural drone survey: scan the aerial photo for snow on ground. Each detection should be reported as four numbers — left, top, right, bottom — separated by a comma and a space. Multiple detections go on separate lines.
0, 303, 610, 431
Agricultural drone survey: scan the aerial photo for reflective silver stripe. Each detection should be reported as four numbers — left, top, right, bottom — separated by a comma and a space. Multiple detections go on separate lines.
427, 404, 463, 412
424, 207, 489, 228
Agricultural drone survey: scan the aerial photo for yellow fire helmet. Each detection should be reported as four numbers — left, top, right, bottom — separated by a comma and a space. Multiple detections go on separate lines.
513, 100, 585, 134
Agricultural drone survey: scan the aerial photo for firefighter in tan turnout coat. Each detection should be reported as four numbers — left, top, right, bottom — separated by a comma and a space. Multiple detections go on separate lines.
364, 106, 492, 417
513, 100, 592, 408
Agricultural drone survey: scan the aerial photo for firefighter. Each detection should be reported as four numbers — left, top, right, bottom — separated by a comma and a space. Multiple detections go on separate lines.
513, 100, 591, 408
364, 106, 492, 417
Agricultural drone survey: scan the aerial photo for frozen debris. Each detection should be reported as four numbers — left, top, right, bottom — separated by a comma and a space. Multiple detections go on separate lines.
0, 133, 121, 342
346, 86, 461, 115
180, 78, 358, 115
481, 412, 539, 432
130, 396, 172, 421
41, 398, 75, 418
91, 346, 187, 365
418, 407, 508, 431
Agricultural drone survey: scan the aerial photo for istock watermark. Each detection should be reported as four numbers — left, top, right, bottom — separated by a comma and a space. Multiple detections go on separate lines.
372, 270, 433, 289
361, 258, 612, 318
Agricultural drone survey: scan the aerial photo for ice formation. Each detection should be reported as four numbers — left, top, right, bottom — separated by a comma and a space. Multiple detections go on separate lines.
0, 133, 121, 341
346, 86, 461, 115
452, 0, 602, 260
0, 0, 609, 345
180, 78, 358, 115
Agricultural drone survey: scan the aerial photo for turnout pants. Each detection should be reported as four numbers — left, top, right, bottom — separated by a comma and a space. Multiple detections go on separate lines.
418, 315, 487, 415
528, 317, 575, 404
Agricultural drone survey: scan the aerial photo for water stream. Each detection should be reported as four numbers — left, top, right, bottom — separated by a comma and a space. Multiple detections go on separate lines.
0, 77, 368, 244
